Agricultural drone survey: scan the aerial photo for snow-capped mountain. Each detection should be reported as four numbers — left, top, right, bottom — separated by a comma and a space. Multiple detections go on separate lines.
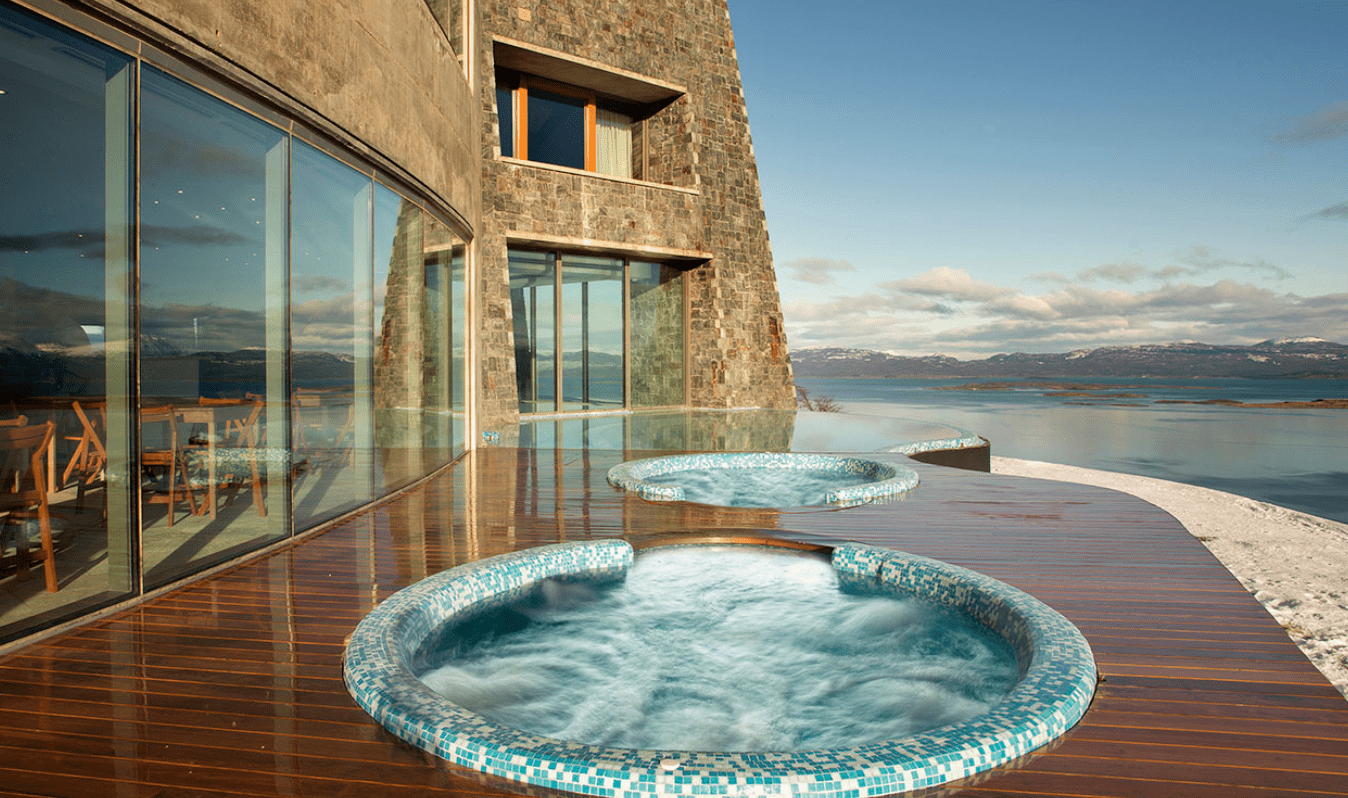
791, 339, 1348, 379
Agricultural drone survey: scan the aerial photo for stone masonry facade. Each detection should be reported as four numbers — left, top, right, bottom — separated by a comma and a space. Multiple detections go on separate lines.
475, 0, 795, 432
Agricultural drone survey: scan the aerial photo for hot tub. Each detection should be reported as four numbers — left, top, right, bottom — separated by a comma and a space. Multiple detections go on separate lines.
343, 539, 1097, 796
606, 453, 919, 507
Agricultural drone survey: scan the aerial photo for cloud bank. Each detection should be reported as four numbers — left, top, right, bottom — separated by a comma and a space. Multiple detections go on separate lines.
783, 251, 1347, 358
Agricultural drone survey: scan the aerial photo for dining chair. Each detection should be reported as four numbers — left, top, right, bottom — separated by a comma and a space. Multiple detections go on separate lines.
0, 420, 59, 592
63, 399, 109, 515
140, 405, 200, 527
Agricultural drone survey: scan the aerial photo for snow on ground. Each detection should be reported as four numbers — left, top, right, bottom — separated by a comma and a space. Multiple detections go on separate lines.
991, 456, 1348, 700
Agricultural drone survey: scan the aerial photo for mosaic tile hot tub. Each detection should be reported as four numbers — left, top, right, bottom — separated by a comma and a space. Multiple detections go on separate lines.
606, 453, 920, 507
343, 539, 1097, 797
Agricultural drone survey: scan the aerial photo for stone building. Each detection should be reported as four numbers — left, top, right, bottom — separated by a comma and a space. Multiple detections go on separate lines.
0, 0, 793, 644
474, 0, 794, 429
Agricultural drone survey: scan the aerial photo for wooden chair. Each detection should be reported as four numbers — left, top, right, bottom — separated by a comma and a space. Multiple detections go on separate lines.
140, 405, 200, 527
62, 400, 109, 515
62, 400, 108, 488
0, 420, 59, 592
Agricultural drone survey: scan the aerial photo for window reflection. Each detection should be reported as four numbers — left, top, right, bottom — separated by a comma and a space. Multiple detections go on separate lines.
138, 66, 288, 589
373, 184, 425, 493
423, 218, 466, 467
291, 141, 374, 527
0, 3, 135, 636
630, 262, 686, 406
510, 250, 556, 413
561, 256, 624, 411
527, 88, 587, 170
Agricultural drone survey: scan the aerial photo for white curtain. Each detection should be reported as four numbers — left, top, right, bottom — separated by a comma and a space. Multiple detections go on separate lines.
596, 108, 632, 178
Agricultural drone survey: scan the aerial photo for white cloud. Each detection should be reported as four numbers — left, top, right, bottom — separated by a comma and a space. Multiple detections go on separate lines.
780, 257, 856, 285
882, 267, 1012, 302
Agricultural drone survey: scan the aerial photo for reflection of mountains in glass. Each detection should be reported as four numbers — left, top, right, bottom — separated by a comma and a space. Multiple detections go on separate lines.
532, 351, 624, 389
0, 344, 356, 400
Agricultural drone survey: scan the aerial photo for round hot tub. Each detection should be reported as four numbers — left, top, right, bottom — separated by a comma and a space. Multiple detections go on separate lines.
606, 453, 919, 507
343, 540, 1096, 797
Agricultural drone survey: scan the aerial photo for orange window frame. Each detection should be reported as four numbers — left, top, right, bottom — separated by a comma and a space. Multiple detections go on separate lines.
514, 75, 598, 172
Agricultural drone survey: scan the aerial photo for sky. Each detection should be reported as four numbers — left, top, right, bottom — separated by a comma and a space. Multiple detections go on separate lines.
728, 0, 1348, 359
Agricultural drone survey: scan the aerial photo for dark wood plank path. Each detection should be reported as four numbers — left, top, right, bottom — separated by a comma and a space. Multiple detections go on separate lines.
2, 447, 1346, 797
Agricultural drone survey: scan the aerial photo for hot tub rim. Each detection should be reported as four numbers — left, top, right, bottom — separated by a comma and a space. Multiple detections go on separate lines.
343, 538, 1096, 796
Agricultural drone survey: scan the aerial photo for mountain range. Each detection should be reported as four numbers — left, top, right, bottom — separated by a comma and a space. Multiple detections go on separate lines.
790, 338, 1348, 380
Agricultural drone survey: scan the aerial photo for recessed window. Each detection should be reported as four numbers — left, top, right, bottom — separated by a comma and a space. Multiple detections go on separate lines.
509, 249, 686, 414
497, 71, 633, 178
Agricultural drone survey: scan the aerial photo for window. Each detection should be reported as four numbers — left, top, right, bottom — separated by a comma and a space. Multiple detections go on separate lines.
509, 249, 686, 414
497, 71, 633, 178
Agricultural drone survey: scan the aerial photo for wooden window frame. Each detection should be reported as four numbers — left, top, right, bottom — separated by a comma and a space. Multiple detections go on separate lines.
514, 75, 598, 172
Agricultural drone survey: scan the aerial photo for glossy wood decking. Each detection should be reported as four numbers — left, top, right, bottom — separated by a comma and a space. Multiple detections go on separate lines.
2, 447, 1346, 797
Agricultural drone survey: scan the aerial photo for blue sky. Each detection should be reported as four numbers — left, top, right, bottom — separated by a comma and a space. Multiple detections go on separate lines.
729, 0, 1348, 358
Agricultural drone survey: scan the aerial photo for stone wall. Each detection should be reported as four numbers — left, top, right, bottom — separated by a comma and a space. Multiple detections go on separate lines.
475, 0, 794, 432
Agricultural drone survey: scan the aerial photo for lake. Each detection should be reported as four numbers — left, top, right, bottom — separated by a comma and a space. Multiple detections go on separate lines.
796, 376, 1348, 524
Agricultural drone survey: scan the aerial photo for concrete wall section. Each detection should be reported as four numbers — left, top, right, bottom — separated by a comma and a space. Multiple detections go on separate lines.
80, 0, 480, 228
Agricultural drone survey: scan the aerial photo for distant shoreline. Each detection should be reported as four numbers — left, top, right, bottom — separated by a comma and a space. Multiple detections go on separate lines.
919, 380, 1348, 408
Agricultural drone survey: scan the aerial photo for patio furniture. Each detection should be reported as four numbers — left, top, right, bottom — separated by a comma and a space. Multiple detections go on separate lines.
140, 405, 200, 527
0, 420, 59, 592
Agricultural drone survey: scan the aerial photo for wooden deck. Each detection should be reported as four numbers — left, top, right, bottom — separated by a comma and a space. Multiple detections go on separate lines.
2, 446, 1346, 797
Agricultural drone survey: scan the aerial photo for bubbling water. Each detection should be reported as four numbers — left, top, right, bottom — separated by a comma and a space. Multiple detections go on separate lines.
418, 547, 1018, 752
641, 467, 875, 507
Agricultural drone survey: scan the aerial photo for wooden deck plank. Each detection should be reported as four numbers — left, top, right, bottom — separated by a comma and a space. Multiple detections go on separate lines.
1, 447, 1346, 798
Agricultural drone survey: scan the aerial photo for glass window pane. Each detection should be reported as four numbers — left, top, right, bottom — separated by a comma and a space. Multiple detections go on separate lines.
509, 250, 555, 413
139, 66, 288, 588
527, 88, 586, 170
0, 4, 135, 638
497, 86, 514, 158
561, 256, 624, 411
373, 184, 424, 493
291, 140, 374, 528
421, 217, 465, 466
451, 246, 467, 452
630, 262, 685, 407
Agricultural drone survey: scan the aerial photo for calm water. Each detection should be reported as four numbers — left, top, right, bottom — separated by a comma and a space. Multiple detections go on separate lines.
796, 376, 1348, 524
419, 547, 1016, 751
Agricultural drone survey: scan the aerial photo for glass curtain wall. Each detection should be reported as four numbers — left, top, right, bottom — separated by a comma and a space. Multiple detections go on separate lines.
0, 5, 136, 634
510, 249, 686, 414
0, 2, 470, 642
138, 67, 289, 588
290, 141, 374, 529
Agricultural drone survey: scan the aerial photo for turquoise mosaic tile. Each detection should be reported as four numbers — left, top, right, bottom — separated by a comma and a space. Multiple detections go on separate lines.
605, 453, 919, 507
344, 540, 1097, 797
